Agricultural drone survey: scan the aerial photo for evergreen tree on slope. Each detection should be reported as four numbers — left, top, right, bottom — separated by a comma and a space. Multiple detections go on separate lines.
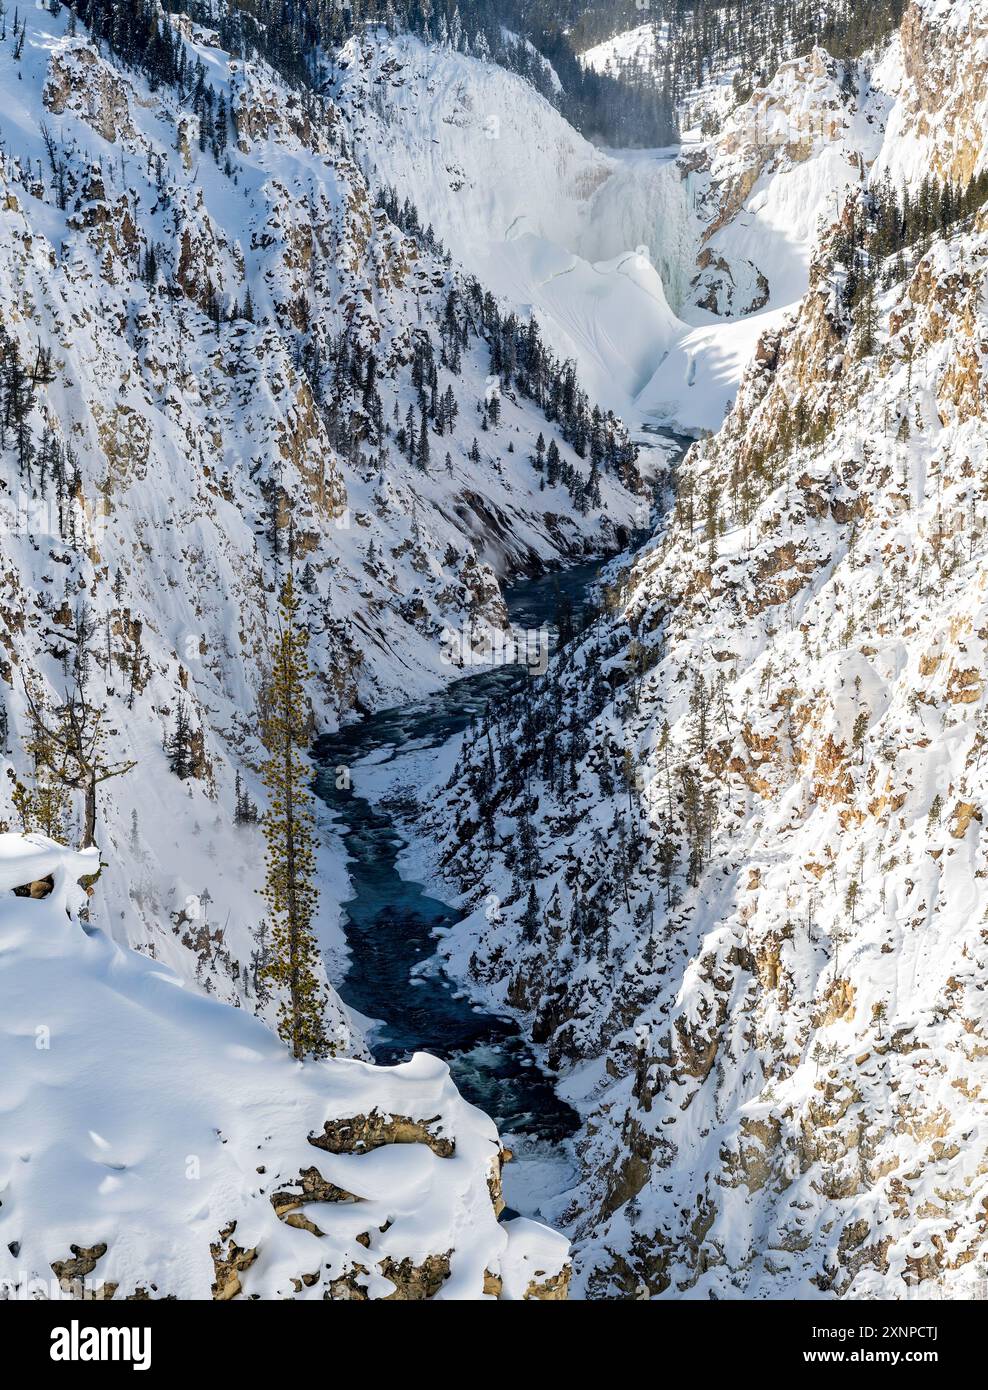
260, 573, 330, 1060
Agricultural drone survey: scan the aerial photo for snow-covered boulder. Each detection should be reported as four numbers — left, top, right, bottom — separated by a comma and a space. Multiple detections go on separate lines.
0, 831, 98, 903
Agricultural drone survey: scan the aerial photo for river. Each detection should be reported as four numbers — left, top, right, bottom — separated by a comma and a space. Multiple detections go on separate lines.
314, 427, 691, 1214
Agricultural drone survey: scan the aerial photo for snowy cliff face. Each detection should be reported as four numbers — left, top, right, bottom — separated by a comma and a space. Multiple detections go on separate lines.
0, 11, 642, 1014
874, 0, 988, 191
329, 32, 890, 432
634, 46, 893, 429
0, 834, 569, 1300
684, 46, 889, 315
414, 1, 988, 1298
332, 32, 614, 268
576, 22, 890, 318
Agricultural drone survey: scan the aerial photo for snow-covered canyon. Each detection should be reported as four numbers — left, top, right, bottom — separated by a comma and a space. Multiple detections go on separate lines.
0, 4, 642, 1300
383, 0, 988, 1299
4, 0, 988, 1306
333, 30, 892, 431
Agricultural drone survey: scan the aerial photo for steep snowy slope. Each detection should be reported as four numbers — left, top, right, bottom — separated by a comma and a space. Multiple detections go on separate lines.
333, 32, 614, 264
382, 0, 988, 1299
873, 0, 988, 191
0, 9, 643, 1013
0, 833, 568, 1300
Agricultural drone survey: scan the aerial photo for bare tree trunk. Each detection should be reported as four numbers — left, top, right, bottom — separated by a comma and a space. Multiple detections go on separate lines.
284, 713, 301, 1059
83, 773, 96, 848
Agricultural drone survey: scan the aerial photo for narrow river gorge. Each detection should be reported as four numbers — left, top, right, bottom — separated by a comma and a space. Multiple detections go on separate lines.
315, 429, 691, 1217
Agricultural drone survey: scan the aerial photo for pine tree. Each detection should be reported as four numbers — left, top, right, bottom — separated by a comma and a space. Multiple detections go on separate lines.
546, 439, 561, 485
516, 810, 541, 881
260, 573, 329, 1060
167, 700, 194, 779
520, 882, 540, 941
234, 769, 258, 825
23, 675, 135, 847
416, 404, 431, 472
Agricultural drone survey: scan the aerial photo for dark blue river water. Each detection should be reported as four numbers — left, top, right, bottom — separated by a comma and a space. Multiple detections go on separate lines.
313, 559, 603, 1141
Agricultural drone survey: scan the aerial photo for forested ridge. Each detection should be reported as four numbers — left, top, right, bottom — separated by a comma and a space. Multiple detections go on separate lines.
67, 0, 907, 149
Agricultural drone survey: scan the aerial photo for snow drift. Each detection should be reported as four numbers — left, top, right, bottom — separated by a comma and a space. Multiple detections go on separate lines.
0, 833, 568, 1300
